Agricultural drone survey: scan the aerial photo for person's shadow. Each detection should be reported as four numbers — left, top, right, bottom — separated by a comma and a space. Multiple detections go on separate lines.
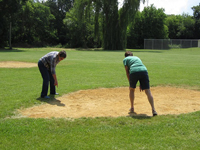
127, 112, 152, 119
36, 95, 65, 107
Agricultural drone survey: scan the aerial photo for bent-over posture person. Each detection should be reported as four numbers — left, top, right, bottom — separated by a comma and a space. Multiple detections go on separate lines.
38, 50, 66, 98
123, 51, 157, 116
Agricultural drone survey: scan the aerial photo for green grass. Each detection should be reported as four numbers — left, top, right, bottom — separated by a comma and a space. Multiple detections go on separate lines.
0, 47, 200, 150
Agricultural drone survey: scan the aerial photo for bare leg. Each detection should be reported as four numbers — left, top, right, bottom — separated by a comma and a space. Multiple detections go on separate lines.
145, 89, 157, 116
129, 88, 135, 112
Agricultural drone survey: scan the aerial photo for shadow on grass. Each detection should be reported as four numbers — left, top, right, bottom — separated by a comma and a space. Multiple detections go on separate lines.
75, 48, 125, 52
0, 48, 25, 52
75, 48, 169, 53
127, 112, 152, 119
131, 50, 164, 53
36, 95, 65, 106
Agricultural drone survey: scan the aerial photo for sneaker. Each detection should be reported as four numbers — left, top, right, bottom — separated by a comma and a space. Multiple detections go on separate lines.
129, 108, 134, 113
50, 93, 59, 95
42, 96, 50, 99
152, 110, 157, 116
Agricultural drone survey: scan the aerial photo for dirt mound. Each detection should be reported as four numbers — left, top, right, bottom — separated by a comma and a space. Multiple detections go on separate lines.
0, 61, 37, 68
19, 87, 200, 118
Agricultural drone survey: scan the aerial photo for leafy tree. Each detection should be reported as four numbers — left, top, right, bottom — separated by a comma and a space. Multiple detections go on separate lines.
141, 5, 168, 39
99, 0, 142, 50
176, 14, 195, 39
126, 12, 143, 48
101, 0, 120, 49
64, 0, 143, 50
0, 0, 27, 48
44, 0, 74, 45
166, 14, 195, 39
165, 15, 182, 39
13, 0, 57, 46
192, 3, 200, 39
64, 0, 99, 48
127, 4, 168, 48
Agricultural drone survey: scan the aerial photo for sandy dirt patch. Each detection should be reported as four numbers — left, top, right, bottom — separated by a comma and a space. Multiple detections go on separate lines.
19, 87, 200, 118
0, 61, 37, 68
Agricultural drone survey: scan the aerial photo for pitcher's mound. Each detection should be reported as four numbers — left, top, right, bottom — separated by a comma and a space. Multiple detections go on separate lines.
19, 87, 200, 118
0, 61, 37, 68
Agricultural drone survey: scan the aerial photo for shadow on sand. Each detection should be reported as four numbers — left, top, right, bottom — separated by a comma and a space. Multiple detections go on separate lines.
36, 95, 65, 107
0, 48, 25, 52
127, 112, 153, 119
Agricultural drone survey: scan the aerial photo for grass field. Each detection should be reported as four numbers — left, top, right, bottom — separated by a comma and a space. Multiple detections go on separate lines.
0, 47, 200, 150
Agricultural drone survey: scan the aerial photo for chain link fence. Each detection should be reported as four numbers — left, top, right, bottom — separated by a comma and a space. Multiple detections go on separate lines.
144, 39, 200, 49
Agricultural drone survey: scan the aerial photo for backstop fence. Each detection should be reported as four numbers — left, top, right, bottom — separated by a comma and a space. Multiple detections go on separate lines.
144, 39, 200, 49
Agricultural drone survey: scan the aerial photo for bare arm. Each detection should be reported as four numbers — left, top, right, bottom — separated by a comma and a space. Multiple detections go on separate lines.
124, 66, 130, 82
52, 74, 58, 87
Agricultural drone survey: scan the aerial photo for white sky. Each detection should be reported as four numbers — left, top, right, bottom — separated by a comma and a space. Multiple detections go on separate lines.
118, 0, 200, 15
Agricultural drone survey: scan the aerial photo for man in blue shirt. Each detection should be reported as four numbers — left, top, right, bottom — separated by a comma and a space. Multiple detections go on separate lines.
123, 51, 157, 116
38, 50, 66, 98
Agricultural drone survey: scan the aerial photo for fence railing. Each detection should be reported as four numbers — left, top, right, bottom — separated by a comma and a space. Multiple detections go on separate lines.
144, 39, 200, 49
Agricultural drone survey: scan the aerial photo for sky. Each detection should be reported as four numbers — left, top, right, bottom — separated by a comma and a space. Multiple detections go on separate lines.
118, 0, 200, 16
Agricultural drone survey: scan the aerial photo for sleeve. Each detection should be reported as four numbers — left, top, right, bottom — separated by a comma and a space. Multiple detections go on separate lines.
50, 56, 57, 74
123, 58, 127, 66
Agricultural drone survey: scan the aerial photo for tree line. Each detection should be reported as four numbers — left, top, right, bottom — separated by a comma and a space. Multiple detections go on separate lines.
0, 0, 200, 50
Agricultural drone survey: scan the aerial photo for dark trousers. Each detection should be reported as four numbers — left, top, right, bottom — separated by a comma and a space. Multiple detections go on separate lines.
38, 60, 56, 97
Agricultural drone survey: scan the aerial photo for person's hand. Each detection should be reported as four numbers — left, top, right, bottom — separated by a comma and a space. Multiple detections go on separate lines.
54, 80, 58, 87
140, 85, 143, 92
52, 74, 58, 87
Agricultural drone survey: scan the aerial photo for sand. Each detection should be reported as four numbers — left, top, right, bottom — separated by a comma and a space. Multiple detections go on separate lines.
0, 61, 37, 68
2, 61, 200, 118
19, 87, 200, 118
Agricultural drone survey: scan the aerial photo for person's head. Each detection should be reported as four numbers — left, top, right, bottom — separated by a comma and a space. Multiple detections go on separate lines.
58, 50, 67, 61
124, 51, 133, 57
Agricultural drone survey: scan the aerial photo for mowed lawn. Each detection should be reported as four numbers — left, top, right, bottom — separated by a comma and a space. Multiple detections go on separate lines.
0, 47, 200, 150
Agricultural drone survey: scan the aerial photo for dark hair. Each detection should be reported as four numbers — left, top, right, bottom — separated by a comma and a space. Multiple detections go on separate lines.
124, 51, 133, 57
59, 50, 67, 58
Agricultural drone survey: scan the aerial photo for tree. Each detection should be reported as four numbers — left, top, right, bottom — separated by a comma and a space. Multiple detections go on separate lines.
12, 0, 57, 46
127, 4, 168, 48
64, 0, 101, 48
126, 12, 143, 48
165, 14, 195, 39
0, 0, 27, 48
165, 15, 182, 39
98, 0, 142, 50
141, 5, 168, 39
44, 0, 74, 45
192, 3, 200, 39
64, 0, 143, 50
177, 14, 195, 39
